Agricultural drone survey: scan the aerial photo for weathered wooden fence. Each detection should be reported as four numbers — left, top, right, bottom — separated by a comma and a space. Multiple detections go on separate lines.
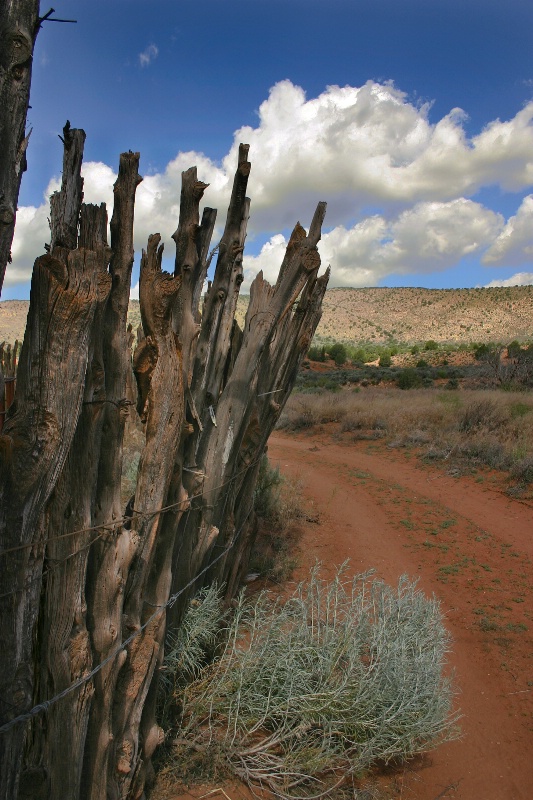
0, 126, 328, 799
0, 342, 18, 433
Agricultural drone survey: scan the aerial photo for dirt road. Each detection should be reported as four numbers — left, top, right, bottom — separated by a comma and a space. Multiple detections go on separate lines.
268, 430, 533, 800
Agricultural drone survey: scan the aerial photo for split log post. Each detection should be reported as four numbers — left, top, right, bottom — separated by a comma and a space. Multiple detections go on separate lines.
0, 127, 98, 799
181, 204, 328, 594
0, 0, 40, 296
81, 152, 142, 799
20, 203, 112, 799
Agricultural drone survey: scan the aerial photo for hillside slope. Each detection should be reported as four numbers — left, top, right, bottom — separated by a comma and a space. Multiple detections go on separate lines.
1, 285, 532, 346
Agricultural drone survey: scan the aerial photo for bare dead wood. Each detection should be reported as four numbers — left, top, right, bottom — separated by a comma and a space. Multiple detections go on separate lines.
20, 203, 112, 798
49, 122, 86, 251
1, 135, 329, 800
0, 243, 99, 799
107, 233, 184, 797
82, 152, 142, 800
0, 0, 41, 295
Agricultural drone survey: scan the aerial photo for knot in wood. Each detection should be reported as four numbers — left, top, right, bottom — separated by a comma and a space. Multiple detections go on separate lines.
9, 29, 32, 65
302, 248, 321, 272
0, 206, 15, 225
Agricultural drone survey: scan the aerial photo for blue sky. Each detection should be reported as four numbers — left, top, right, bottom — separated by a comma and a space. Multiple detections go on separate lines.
5, 0, 533, 298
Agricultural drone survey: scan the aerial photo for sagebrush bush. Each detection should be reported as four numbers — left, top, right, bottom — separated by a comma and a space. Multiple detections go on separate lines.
158, 584, 226, 733
511, 455, 533, 486
165, 566, 459, 799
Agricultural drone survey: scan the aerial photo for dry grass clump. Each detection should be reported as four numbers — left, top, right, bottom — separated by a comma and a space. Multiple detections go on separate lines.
162, 566, 458, 799
280, 393, 349, 430
279, 388, 533, 484
458, 397, 508, 433
250, 456, 307, 582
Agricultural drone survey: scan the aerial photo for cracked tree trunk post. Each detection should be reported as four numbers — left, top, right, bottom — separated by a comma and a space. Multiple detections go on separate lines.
20, 203, 112, 799
165, 156, 329, 632
188, 206, 327, 586
81, 151, 142, 800
0, 0, 40, 296
0, 126, 98, 800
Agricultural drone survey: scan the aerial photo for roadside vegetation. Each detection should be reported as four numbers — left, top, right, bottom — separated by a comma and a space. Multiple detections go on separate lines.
249, 455, 308, 582
157, 567, 458, 799
280, 343, 533, 496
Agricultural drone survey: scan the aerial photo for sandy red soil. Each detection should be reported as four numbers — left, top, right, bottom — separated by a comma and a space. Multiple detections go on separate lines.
266, 430, 533, 800
155, 429, 532, 800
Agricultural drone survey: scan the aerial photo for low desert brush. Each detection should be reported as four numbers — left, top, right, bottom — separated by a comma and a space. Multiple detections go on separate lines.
251, 455, 305, 581
162, 566, 459, 799
280, 388, 533, 480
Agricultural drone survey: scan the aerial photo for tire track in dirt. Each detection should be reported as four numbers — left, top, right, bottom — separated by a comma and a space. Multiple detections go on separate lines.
268, 431, 533, 800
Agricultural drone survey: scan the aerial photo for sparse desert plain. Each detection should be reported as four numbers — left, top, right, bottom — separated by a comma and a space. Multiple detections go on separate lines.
2, 285, 533, 346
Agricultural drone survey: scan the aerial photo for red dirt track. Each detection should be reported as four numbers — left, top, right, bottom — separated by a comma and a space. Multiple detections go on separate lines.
268, 430, 533, 800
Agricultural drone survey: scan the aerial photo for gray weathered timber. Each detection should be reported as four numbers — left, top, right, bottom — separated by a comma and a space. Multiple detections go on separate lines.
0, 132, 329, 799
0, 0, 40, 296
20, 204, 112, 799
0, 235, 99, 800
81, 152, 142, 800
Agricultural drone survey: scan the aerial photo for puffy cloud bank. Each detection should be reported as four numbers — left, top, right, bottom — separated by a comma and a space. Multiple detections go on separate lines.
8, 79, 533, 288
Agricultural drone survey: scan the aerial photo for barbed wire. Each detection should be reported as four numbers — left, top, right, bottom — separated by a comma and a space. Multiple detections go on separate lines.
0, 454, 263, 561
0, 505, 251, 734
0, 509, 247, 733
0, 451, 261, 731
0, 529, 110, 601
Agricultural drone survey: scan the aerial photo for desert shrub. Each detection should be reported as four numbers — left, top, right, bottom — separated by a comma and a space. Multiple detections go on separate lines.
167, 567, 458, 798
281, 388, 533, 483
458, 398, 507, 433
457, 435, 510, 471
416, 358, 429, 368
158, 584, 226, 731
329, 342, 348, 366
410, 344, 420, 354
307, 345, 326, 362
250, 456, 305, 580
474, 343, 492, 360
507, 340, 522, 359
397, 367, 423, 390
378, 351, 392, 367
254, 455, 284, 521
424, 340, 439, 351
510, 455, 533, 486
340, 409, 387, 434
509, 401, 531, 419
254, 456, 305, 534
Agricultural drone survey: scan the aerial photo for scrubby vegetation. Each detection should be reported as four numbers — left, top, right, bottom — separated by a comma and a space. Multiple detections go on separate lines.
158, 567, 458, 799
249, 456, 307, 582
279, 388, 533, 494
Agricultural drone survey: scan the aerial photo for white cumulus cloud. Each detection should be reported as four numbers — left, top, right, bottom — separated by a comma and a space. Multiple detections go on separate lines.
7, 79, 533, 291
242, 199, 503, 290
482, 195, 533, 266
484, 272, 533, 287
